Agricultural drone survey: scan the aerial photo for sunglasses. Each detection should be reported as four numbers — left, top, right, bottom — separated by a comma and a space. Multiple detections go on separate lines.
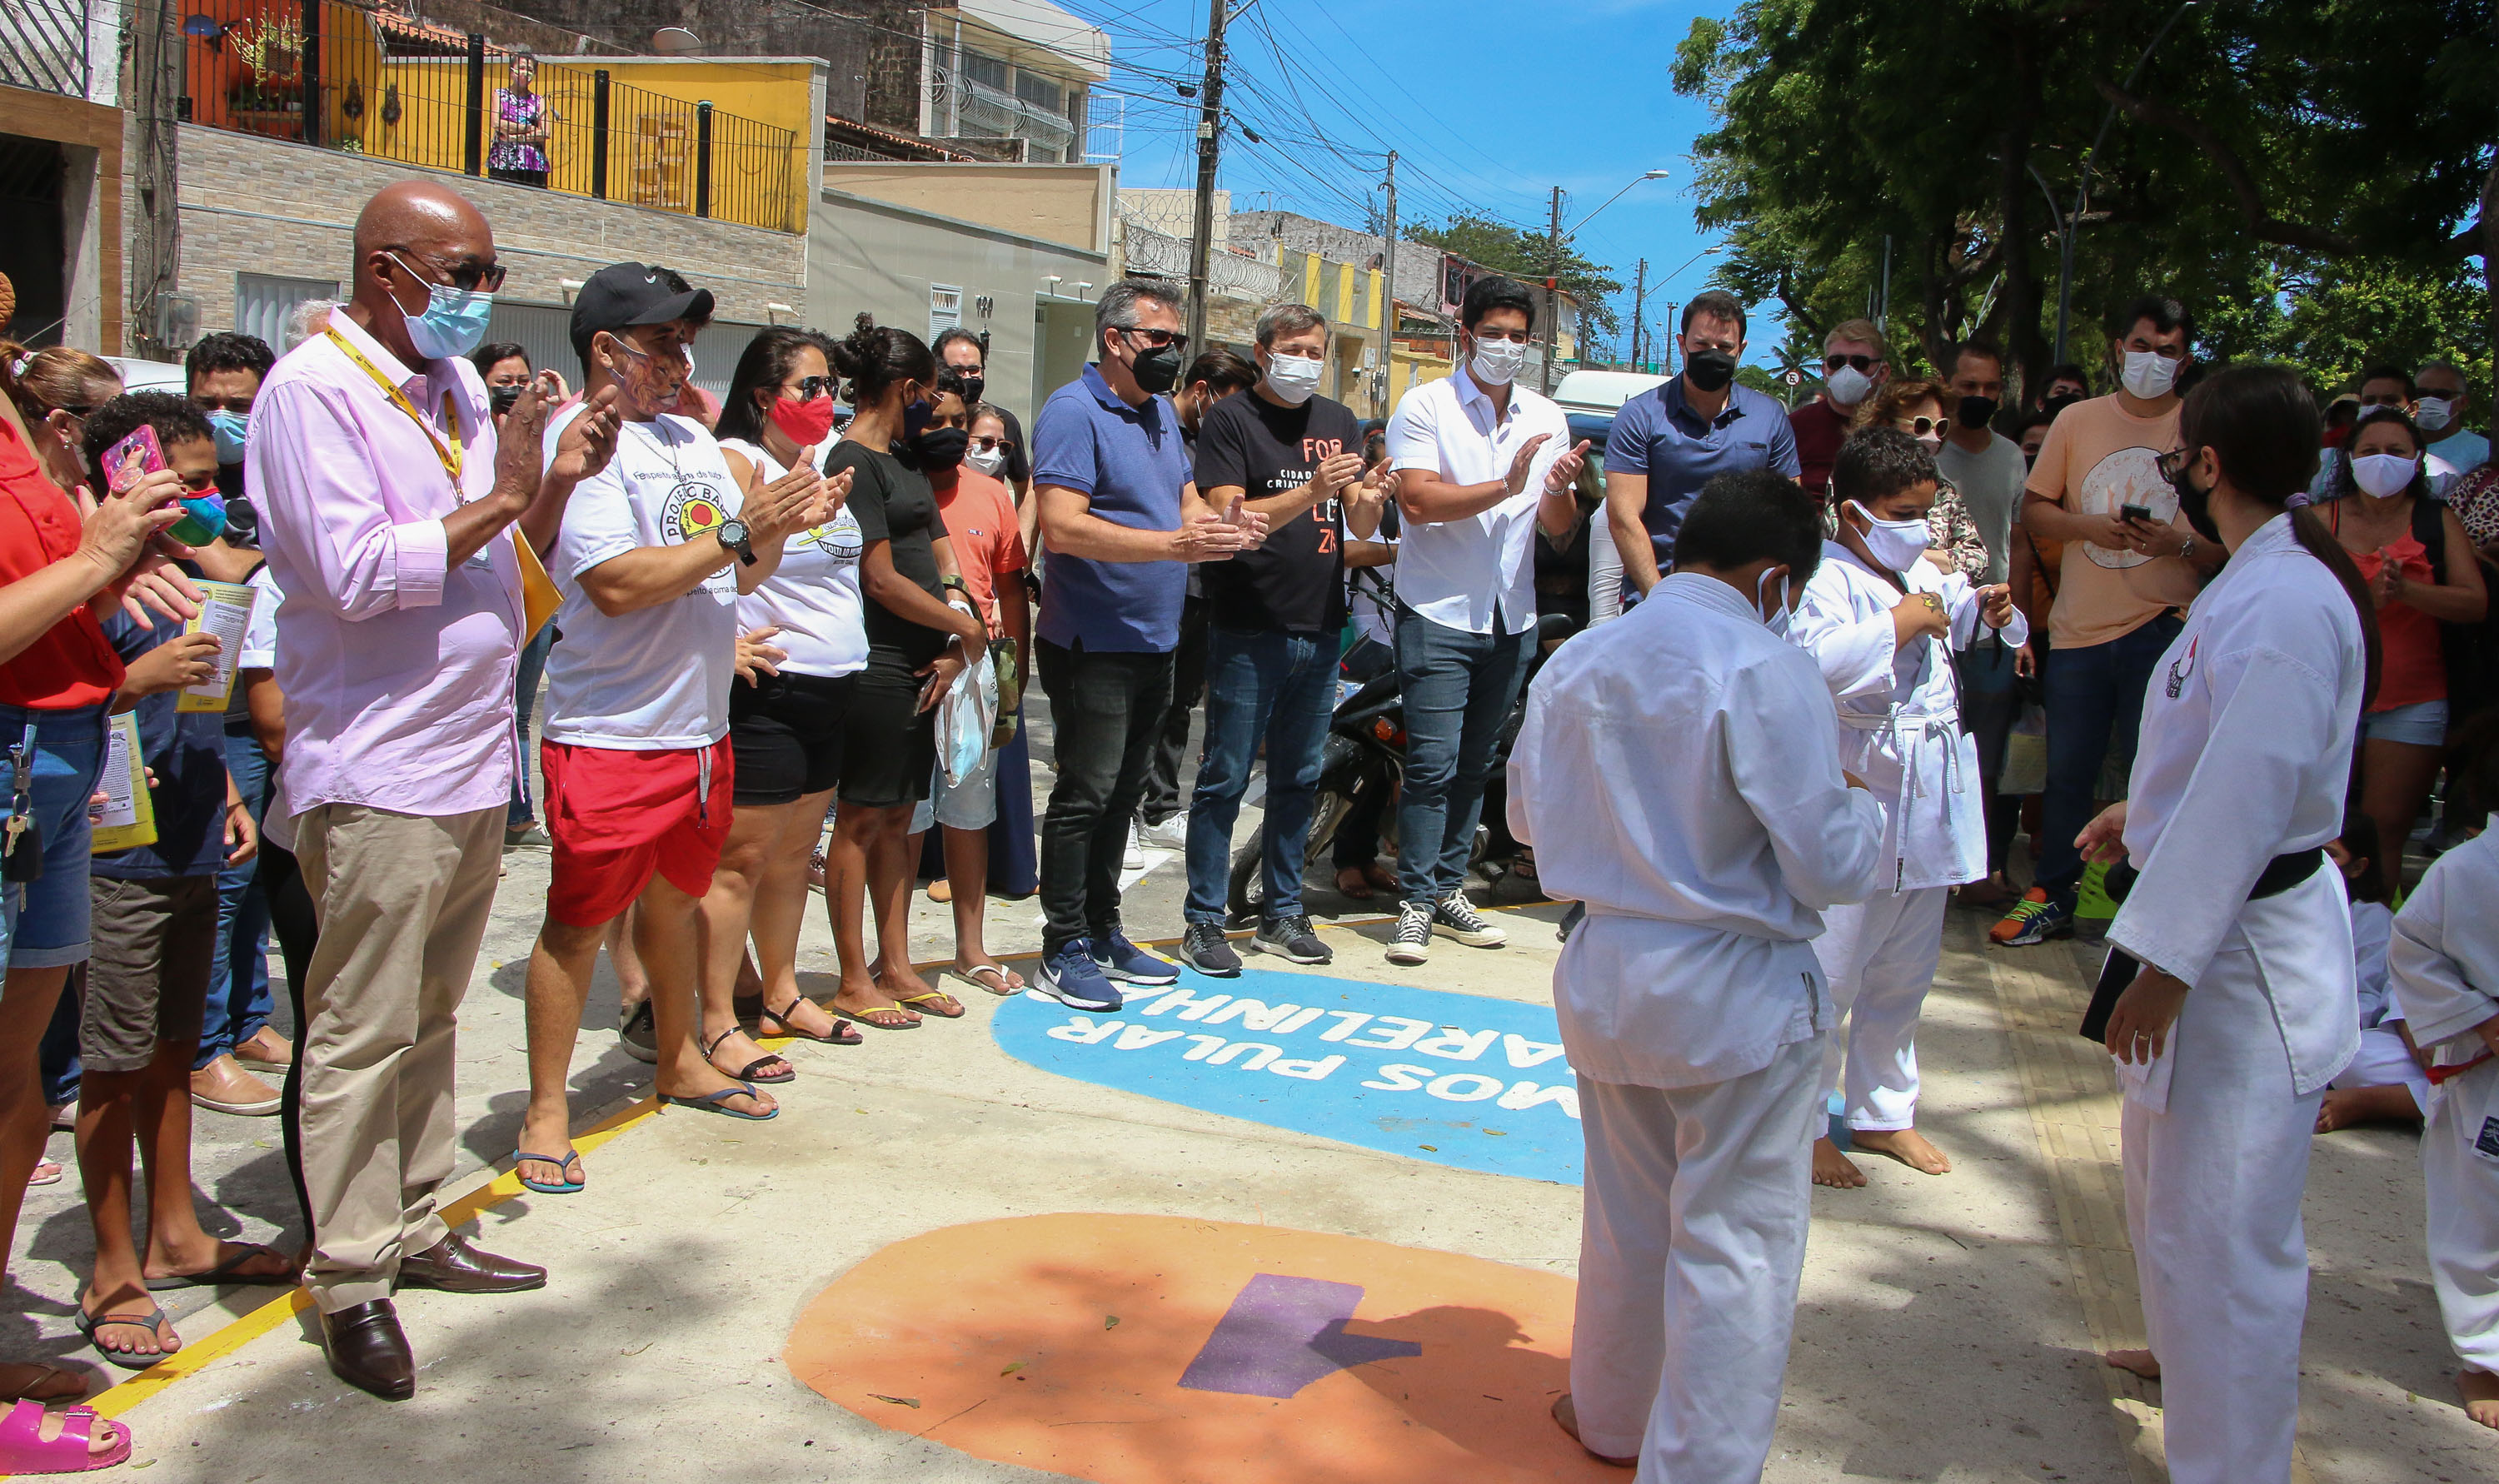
1826, 353, 1879, 373
388, 247, 506, 294
1116, 326, 1190, 351
782, 376, 835, 401
968, 435, 1005, 453
1894, 415, 1948, 438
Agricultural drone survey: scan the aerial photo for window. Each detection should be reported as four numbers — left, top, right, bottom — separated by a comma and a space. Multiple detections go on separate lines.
1015, 70, 1061, 111
962, 49, 1009, 91
233, 273, 340, 354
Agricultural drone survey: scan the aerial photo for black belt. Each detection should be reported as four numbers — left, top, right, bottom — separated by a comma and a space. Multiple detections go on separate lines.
2077, 849, 2327, 1043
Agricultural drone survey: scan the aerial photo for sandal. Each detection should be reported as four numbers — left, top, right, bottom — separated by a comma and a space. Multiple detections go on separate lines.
0, 1363, 85, 1406
27, 1159, 61, 1187
890, 987, 964, 1019
512, 1148, 586, 1195
659, 1082, 777, 1122
72, 1304, 173, 1372
700, 1026, 794, 1085
0, 1399, 132, 1474
143, 1241, 296, 1291
756, 998, 863, 1046
948, 962, 1024, 996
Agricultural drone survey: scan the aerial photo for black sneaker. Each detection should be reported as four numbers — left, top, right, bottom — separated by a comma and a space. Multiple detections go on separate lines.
1432, 893, 1508, 948
1385, 901, 1433, 965
1253, 914, 1332, 964
617, 1000, 658, 1063
1180, 922, 1243, 977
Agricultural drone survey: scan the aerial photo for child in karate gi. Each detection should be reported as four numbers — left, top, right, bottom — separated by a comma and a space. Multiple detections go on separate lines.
1789, 426, 2023, 1188
2319, 809, 2427, 1133
2390, 712, 2499, 1429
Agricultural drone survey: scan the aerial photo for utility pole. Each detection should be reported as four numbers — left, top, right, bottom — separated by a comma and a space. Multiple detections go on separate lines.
1629, 256, 1647, 372
1378, 149, 1397, 411
1540, 186, 1564, 392
1185, 0, 1228, 356
1664, 301, 1678, 377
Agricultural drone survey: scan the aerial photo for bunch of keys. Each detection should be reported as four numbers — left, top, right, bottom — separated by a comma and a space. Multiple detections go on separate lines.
4, 723, 37, 883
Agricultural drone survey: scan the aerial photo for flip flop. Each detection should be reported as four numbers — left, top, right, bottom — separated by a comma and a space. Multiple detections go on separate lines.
0, 1362, 86, 1405
701, 1026, 794, 1085
659, 1082, 778, 1122
756, 998, 863, 1045
831, 1002, 920, 1030
512, 1148, 586, 1196
947, 963, 1024, 996
142, 1242, 294, 1291
0, 1399, 132, 1474
890, 988, 965, 1019
72, 1304, 174, 1371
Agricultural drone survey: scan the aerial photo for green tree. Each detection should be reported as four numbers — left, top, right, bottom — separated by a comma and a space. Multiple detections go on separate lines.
1405, 212, 1626, 337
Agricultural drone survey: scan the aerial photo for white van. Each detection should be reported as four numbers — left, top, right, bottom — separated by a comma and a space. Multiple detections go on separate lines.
1549, 371, 1668, 625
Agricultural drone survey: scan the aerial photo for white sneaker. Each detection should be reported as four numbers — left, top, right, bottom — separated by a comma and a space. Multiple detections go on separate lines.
1124, 818, 1147, 870
1138, 814, 1189, 850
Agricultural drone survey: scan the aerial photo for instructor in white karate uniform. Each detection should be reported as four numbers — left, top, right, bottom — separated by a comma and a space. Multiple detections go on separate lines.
1511, 468, 1884, 1481
2079, 362, 2378, 1484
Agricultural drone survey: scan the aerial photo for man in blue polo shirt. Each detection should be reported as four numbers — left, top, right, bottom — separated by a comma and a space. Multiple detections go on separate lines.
1604, 290, 1800, 599
1029, 277, 1263, 1012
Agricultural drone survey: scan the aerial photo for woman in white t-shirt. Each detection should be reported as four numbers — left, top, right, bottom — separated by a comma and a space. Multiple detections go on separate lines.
696, 327, 870, 1059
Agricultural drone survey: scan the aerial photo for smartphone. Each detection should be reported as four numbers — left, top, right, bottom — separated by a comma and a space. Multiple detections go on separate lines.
102, 425, 167, 494
2120, 502, 2152, 525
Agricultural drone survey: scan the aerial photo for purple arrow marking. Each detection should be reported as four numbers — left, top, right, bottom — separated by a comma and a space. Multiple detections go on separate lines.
1176, 1273, 1424, 1399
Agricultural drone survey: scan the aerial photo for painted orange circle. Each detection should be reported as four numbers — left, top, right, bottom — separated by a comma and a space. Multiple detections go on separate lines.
783, 1213, 1613, 1483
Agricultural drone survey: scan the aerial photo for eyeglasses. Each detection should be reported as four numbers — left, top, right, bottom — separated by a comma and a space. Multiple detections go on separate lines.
1825, 353, 1879, 374
1471, 327, 1534, 345
968, 435, 1006, 453
1115, 326, 1190, 351
783, 376, 835, 401
387, 247, 506, 294
2154, 447, 2192, 482
1894, 415, 1948, 438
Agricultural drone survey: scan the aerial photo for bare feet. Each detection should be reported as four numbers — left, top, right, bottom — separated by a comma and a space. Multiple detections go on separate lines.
1812, 1137, 1868, 1188
1853, 1128, 1953, 1175
2105, 1348, 2161, 1381
2462, 1367, 2499, 1428
0, 1361, 86, 1403
2315, 1083, 2424, 1133
1550, 1393, 1637, 1468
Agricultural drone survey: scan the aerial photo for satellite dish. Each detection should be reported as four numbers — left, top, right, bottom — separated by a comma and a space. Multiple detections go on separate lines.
652, 27, 701, 54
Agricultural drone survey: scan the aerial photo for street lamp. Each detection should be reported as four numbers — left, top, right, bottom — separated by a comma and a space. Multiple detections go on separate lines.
1630, 244, 1719, 374
1544, 168, 1672, 391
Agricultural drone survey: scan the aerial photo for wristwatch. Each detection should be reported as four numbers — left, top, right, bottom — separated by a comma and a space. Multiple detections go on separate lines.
716, 516, 756, 566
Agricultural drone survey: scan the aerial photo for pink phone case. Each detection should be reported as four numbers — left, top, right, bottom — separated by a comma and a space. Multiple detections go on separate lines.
102, 425, 167, 495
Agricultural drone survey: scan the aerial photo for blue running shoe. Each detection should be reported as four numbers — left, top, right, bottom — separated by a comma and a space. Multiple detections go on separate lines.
1091, 927, 1180, 986
1028, 940, 1124, 1012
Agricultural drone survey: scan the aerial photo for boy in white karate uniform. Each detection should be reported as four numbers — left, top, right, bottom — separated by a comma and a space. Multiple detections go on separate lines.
1788, 426, 2023, 1188
1512, 469, 1884, 1480
2389, 719, 2499, 1430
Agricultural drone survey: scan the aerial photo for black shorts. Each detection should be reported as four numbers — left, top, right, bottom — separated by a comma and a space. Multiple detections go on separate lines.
837, 661, 937, 809
727, 670, 855, 805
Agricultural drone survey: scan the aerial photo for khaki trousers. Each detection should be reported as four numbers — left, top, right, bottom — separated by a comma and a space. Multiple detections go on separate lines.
292, 803, 502, 1312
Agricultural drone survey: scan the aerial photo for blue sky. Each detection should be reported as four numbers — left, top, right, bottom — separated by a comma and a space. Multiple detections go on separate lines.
1061, 0, 1737, 363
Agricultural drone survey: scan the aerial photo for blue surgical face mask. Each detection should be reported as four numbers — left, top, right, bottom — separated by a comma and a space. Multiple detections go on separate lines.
387, 251, 496, 361
205, 408, 249, 466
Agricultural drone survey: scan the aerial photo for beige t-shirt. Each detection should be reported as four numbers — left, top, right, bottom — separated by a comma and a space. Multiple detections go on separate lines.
2025, 394, 2197, 649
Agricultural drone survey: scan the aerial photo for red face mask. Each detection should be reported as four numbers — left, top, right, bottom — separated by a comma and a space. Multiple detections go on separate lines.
768, 391, 836, 448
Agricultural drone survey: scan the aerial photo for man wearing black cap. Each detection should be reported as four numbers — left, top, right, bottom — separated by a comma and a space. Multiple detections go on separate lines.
511, 264, 840, 1193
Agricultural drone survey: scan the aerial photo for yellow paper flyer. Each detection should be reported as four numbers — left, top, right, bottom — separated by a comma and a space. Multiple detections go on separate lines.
90, 710, 157, 854
177, 579, 257, 713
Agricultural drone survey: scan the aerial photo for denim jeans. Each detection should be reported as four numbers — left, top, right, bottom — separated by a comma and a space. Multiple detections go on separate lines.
1393, 615, 1534, 906
2037, 614, 2182, 903
508, 622, 556, 826
198, 724, 274, 1068
1036, 638, 1173, 954
1184, 626, 1339, 924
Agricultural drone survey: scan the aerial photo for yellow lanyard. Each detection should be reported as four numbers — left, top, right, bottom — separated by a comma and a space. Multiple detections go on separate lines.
325, 328, 465, 490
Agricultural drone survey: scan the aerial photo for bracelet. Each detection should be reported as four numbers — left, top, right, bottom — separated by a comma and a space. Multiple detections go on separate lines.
2177, 536, 2193, 559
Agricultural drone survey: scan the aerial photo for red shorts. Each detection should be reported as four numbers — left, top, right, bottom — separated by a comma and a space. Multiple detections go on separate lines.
541, 737, 735, 928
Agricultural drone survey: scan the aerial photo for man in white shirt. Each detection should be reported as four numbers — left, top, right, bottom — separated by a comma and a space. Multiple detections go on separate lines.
1379, 276, 1586, 965
2417, 360, 2489, 476
1510, 467, 1883, 1479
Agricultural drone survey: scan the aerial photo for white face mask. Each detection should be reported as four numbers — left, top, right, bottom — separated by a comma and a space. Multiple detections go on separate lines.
965, 446, 1008, 477
1825, 364, 1873, 407
1263, 351, 1324, 406
1470, 336, 1527, 387
2350, 452, 2418, 499
2120, 349, 2180, 400
2416, 396, 2456, 434
1846, 500, 1932, 572
1755, 566, 1793, 637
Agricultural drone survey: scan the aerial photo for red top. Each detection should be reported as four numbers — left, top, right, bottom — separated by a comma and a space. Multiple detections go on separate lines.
1788, 396, 1849, 501
2347, 533, 2445, 714
0, 416, 126, 710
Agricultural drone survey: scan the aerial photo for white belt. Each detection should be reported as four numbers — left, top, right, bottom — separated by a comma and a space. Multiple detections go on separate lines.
1838, 705, 1964, 800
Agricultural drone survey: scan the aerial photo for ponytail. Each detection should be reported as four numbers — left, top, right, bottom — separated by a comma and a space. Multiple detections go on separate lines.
2179, 362, 2382, 709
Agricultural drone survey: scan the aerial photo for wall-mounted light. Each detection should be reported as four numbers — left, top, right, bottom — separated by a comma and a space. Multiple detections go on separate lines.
766, 302, 796, 325
559, 278, 585, 304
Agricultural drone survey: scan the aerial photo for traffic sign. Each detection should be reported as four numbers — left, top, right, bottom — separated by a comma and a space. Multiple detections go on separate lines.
1783, 369, 1803, 386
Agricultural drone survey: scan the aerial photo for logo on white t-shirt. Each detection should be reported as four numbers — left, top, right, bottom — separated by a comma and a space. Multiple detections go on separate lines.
787, 507, 864, 563
2078, 446, 2177, 570
661, 480, 731, 544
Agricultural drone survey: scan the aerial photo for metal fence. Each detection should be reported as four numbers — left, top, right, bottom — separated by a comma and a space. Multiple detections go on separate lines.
178, 2, 805, 234
0, 0, 97, 99
1118, 217, 1289, 301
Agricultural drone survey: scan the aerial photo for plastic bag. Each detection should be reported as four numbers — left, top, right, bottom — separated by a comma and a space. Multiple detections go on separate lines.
938, 640, 1000, 787
1999, 702, 2048, 796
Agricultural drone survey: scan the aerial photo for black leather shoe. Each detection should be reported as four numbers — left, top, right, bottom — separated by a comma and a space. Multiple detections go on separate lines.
397, 1232, 547, 1294
321, 1299, 415, 1401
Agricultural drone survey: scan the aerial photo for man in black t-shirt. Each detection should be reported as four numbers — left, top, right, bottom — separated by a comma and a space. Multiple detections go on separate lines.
1177, 304, 1380, 974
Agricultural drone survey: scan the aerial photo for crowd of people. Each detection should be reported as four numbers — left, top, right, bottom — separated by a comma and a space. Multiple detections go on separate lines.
0, 167, 2494, 1479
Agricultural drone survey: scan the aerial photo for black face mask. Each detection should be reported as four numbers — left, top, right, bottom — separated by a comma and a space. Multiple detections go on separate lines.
489, 384, 523, 416
955, 373, 985, 406
911, 426, 970, 471
1684, 348, 1738, 393
2043, 391, 2083, 421
1956, 395, 1998, 430
1130, 343, 1182, 396
2167, 451, 2220, 543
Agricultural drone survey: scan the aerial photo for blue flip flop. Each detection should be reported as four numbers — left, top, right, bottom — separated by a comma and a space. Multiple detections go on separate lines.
659, 1081, 777, 1122
512, 1148, 586, 1194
